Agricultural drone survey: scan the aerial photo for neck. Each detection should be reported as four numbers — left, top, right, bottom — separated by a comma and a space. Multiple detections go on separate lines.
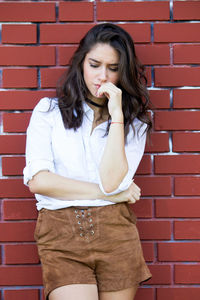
85, 98, 105, 108
85, 98, 108, 120
85, 96, 107, 112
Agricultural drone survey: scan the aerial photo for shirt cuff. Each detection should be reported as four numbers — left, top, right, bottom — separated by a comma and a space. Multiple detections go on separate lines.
98, 170, 133, 196
23, 159, 55, 186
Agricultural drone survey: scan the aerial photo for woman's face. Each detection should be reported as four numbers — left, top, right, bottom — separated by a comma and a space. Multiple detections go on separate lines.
83, 43, 120, 100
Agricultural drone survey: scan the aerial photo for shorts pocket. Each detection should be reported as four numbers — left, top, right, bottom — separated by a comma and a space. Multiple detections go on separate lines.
34, 209, 45, 241
121, 203, 137, 225
34, 209, 59, 245
36, 208, 75, 255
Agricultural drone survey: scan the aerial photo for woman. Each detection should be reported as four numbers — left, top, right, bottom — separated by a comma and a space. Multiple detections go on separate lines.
24, 23, 152, 300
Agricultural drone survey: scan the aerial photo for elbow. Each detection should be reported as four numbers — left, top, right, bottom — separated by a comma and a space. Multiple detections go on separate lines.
28, 177, 40, 194
102, 169, 128, 194
100, 163, 128, 194
28, 171, 47, 194
102, 183, 118, 194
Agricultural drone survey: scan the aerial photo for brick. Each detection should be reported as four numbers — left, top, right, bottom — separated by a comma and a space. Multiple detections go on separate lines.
54, 26, 150, 48
3, 113, 31, 133
158, 242, 200, 262
174, 1, 200, 20
0, 46, 55, 66
175, 221, 200, 240
3, 199, 37, 220
136, 45, 170, 65
59, 2, 93, 22
174, 44, 200, 64
58, 46, 78, 66
149, 89, 170, 109
136, 155, 152, 175
42, 290, 45, 300
0, 179, 32, 198
2, 156, 25, 176
175, 265, 200, 284
137, 221, 171, 240
0, 135, 25, 154
40, 24, 94, 44
155, 111, 200, 130
173, 132, 200, 152
154, 155, 200, 174
97, 2, 169, 21
154, 23, 200, 43
2, 69, 37, 89
135, 288, 154, 300
147, 265, 171, 284
141, 243, 154, 262
131, 199, 153, 218
2, 24, 37, 44
5, 244, 39, 264
0, 91, 56, 111
0, 2, 55, 22
155, 67, 200, 87
155, 198, 200, 218
173, 89, 200, 109
0, 266, 42, 285
145, 133, 169, 153
40, 68, 66, 88
0, 222, 35, 242
135, 176, 171, 196
120, 24, 151, 43
4, 289, 39, 300
175, 177, 200, 196
157, 288, 200, 300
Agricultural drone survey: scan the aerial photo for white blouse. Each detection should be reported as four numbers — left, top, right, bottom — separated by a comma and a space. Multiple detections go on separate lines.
23, 97, 147, 211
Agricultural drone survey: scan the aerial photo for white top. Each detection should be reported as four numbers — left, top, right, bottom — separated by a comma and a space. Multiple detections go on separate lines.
23, 97, 147, 211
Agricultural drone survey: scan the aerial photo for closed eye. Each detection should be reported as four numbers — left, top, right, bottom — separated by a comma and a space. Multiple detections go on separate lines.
90, 64, 118, 72
90, 64, 99, 68
109, 67, 118, 72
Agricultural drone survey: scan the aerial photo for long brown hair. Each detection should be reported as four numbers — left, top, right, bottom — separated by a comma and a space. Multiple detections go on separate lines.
57, 23, 152, 138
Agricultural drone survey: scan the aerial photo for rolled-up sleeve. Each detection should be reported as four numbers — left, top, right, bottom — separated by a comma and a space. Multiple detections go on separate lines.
99, 121, 147, 195
23, 98, 55, 186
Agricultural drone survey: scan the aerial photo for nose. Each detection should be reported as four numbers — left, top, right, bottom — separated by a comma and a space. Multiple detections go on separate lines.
99, 67, 107, 82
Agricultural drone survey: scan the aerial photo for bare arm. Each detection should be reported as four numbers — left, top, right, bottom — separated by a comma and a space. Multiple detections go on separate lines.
97, 83, 128, 193
28, 170, 140, 204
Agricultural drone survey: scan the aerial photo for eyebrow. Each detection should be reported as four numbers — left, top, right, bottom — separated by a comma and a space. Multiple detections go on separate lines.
89, 58, 119, 66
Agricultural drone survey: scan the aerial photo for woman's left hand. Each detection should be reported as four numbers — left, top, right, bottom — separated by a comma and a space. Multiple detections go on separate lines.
97, 82, 123, 119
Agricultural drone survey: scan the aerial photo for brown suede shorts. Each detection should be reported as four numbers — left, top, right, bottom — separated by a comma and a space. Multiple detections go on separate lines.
34, 203, 152, 299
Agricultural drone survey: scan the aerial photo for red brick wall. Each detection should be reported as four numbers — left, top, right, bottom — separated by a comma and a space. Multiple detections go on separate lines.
0, 1, 200, 299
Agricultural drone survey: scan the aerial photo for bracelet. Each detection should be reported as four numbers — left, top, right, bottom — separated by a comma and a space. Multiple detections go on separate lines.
111, 122, 124, 124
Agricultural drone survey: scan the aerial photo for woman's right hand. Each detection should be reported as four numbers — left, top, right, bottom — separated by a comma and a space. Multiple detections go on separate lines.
105, 182, 141, 204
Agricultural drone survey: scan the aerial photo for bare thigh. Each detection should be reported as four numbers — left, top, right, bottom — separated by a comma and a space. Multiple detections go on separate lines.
49, 284, 98, 300
99, 285, 138, 300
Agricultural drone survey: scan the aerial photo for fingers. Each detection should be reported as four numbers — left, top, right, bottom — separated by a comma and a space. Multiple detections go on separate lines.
128, 182, 141, 204
97, 82, 121, 99
130, 182, 141, 194
109, 183, 142, 204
